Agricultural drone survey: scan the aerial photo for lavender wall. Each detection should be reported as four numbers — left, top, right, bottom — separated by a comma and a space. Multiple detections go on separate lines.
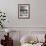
0, 0, 46, 27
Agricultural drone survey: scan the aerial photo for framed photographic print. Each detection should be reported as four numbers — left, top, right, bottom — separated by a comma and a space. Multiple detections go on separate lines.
18, 4, 30, 19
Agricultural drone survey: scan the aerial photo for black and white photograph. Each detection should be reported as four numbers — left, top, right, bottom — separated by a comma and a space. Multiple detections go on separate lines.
18, 4, 30, 19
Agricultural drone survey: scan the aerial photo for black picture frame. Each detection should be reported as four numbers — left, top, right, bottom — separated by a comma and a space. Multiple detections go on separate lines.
18, 4, 30, 19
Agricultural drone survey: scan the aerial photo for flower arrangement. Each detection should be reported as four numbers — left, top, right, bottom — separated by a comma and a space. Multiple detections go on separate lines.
0, 10, 6, 28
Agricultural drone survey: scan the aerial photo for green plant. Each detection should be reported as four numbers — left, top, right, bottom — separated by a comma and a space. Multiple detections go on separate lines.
0, 11, 6, 28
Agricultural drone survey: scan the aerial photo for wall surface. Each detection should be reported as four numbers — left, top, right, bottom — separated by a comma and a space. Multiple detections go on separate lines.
0, 0, 46, 27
